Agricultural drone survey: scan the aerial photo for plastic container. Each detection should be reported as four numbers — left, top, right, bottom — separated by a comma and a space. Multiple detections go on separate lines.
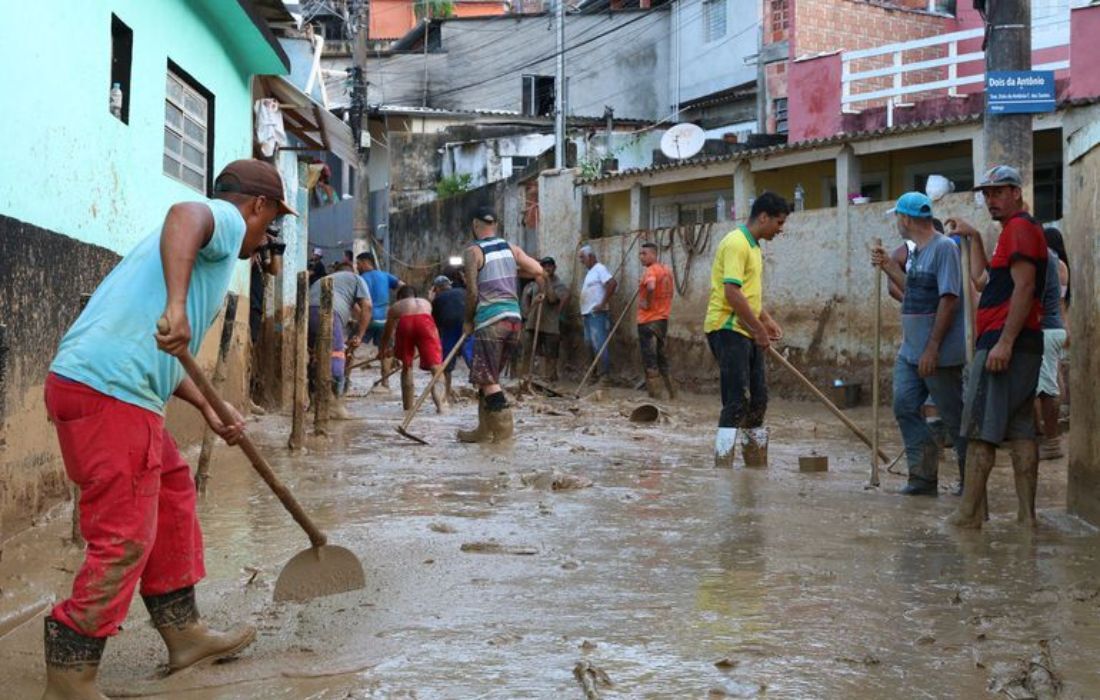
110, 83, 123, 118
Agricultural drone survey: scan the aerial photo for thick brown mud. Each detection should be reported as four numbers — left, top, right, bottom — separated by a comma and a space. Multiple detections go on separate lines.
1, 372, 1098, 698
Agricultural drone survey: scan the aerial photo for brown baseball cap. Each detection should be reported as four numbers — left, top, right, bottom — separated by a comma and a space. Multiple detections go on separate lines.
213, 159, 299, 216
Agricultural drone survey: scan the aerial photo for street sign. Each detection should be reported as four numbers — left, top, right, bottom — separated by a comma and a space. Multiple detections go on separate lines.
986, 71, 1056, 114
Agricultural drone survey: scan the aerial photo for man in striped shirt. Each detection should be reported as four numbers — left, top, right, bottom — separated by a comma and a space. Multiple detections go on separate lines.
458, 206, 545, 442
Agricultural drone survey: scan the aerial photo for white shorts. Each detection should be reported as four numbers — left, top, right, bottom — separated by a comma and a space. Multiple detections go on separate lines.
1038, 328, 1067, 397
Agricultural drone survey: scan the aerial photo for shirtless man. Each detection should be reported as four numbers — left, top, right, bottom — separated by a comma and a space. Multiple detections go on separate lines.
380, 286, 446, 413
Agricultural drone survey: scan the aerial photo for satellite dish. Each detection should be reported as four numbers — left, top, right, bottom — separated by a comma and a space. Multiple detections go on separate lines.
660, 123, 706, 160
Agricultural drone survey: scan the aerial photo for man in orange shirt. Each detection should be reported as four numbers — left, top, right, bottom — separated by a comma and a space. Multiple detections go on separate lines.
637, 242, 676, 399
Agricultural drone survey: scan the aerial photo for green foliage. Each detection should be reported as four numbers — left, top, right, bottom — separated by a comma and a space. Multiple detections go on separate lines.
436, 173, 472, 198
415, 0, 454, 20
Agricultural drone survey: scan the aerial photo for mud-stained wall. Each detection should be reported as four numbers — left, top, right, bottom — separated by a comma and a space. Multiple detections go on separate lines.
0, 215, 253, 535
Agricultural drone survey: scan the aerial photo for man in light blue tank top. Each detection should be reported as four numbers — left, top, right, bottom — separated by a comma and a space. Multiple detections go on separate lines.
457, 206, 545, 443
40, 159, 293, 697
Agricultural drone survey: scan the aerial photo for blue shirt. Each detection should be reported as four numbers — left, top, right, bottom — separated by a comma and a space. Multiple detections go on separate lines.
899, 233, 966, 367
361, 269, 400, 323
50, 200, 246, 414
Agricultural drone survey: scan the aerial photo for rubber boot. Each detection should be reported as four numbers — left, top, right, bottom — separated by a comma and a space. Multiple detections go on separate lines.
948, 442, 995, 529
401, 371, 415, 412
644, 371, 664, 400
487, 406, 514, 441
143, 587, 255, 674
714, 428, 738, 468
742, 427, 769, 468
662, 373, 677, 400
1010, 439, 1039, 527
41, 617, 108, 700
457, 397, 494, 443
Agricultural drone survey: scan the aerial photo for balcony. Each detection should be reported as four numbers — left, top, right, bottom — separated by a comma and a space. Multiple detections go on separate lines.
787, 4, 1100, 143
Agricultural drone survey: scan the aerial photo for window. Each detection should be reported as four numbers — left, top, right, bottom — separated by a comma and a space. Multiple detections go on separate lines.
774, 98, 788, 135
163, 63, 214, 194
678, 201, 719, 225
521, 75, 555, 117
703, 0, 726, 43
110, 15, 133, 123
1033, 163, 1063, 223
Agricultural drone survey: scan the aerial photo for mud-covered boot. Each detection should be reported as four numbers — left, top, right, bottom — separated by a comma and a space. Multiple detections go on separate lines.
143, 587, 255, 674
1010, 439, 1039, 527
400, 371, 415, 412
331, 392, 352, 420
41, 617, 108, 700
661, 373, 677, 400
948, 442, 994, 529
486, 406, 514, 441
644, 371, 664, 400
714, 428, 738, 469
457, 396, 493, 443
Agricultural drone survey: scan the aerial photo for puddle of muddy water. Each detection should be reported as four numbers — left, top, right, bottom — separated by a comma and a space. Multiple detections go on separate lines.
2, 371, 1099, 699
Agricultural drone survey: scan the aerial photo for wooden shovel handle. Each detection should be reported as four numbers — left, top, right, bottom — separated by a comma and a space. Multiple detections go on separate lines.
767, 346, 892, 464
573, 285, 641, 397
158, 319, 328, 548
399, 333, 469, 431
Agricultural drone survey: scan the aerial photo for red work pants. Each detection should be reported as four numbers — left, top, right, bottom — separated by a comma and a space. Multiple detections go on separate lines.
44, 373, 205, 638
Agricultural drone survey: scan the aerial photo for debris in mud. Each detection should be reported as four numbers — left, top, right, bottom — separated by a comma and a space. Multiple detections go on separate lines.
573, 660, 612, 699
428, 522, 456, 534
242, 566, 261, 586
487, 631, 523, 646
988, 640, 1061, 700
916, 634, 936, 646
580, 640, 598, 651
519, 470, 593, 491
460, 541, 538, 556
561, 561, 580, 570
714, 657, 739, 670
835, 654, 881, 666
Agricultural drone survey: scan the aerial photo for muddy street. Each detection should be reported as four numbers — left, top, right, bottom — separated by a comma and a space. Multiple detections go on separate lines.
2, 377, 1098, 699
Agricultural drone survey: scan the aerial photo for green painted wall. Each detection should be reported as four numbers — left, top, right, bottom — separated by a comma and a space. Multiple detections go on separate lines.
0, 0, 283, 256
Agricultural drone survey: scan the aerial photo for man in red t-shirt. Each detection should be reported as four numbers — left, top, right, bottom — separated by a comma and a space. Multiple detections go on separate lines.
637, 242, 676, 399
945, 165, 1047, 529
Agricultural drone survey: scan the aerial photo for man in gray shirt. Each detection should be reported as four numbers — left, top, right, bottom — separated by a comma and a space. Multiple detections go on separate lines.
309, 264, 371, 414
872, 192, 967, 496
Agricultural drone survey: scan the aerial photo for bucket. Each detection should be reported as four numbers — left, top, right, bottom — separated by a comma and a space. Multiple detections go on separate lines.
828, 382, 862, 408
628, 403, 661, 423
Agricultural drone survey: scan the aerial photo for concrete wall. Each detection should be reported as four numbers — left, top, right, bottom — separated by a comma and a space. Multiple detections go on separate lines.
673, 0, 761, 106
361, 11, 672, 120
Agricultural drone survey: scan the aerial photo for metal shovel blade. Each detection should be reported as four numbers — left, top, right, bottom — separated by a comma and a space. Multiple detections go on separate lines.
273, 544, 366, 603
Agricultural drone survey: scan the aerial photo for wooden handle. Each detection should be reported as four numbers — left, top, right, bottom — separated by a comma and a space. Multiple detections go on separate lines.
960, 237, 976, 364
574, 286, 641, 397
159, 318, 328, 548
399, 333, 469, 431
767, 346, 891, 464
524, 299, 545, 386
871, 237, 883, 487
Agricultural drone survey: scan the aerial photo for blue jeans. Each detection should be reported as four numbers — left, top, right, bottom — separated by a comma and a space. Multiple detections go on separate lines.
583, 312, 611, 376
893, 357, 967, 487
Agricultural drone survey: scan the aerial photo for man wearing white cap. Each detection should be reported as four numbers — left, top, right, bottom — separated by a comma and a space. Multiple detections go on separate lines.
308, 247, 327, 285
945, 165, 1048, 529
872, 192, 967, 496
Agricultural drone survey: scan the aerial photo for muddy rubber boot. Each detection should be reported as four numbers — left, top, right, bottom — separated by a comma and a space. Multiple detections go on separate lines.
331, 393, 352, 420
143, 587, 256, 674
661, 373, 677, 400
457, 397, 494, 443
487, 406, 514, 441
1010, 439, 1039, 527
947, 443, 995, 529
41, 617, 108, 700
644, 371, 664, 400
401, 371, 415, 412
714, 428, 738, 469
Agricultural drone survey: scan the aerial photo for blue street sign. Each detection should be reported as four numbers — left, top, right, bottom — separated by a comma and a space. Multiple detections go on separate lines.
986, 71, 1056, 114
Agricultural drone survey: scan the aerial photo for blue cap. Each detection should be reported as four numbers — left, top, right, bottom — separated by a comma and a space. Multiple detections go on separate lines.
889, 191, 934, 218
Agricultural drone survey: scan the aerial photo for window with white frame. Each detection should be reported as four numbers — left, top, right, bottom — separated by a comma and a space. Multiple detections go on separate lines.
703, 0, 726, 43
163, 65, 212, 194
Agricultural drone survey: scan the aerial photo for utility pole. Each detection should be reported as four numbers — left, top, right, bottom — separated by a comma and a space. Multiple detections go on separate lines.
350, 0, 372, 258
982, 0, 1032, 201
554, 0, 566, 169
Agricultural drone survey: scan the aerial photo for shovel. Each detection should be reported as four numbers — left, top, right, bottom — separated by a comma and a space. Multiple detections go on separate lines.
157, 319, 366, 603
396, 333, 469, 445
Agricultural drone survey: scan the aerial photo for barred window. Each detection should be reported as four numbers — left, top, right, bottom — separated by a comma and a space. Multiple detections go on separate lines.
703, 0, 726, 43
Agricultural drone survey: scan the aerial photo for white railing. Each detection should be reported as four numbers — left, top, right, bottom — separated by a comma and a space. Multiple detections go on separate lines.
841, 26, 1070, 127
